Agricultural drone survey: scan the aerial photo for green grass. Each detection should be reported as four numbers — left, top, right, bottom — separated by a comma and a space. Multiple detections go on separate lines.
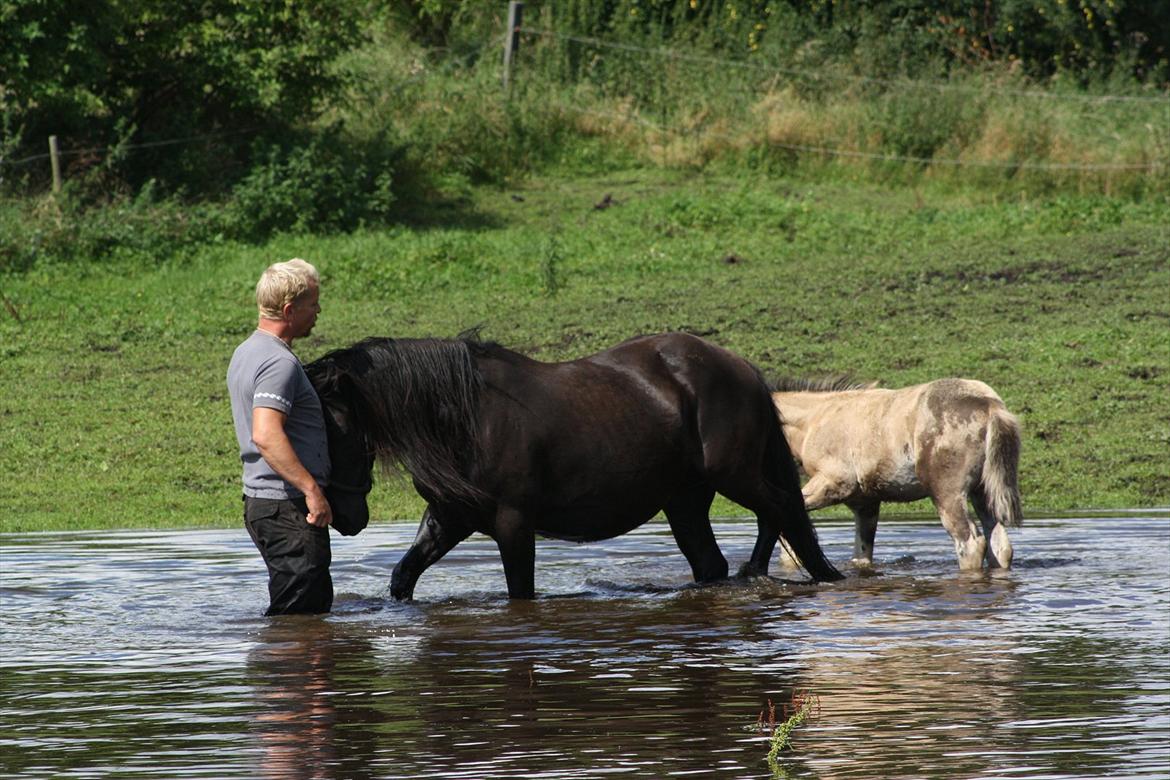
1, 167, 1167, 533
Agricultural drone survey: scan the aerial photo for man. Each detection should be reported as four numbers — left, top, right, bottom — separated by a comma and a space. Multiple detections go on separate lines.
228, 258, 334, 615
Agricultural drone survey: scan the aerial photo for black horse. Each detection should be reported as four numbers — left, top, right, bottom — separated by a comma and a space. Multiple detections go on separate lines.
306, 332, 842, 599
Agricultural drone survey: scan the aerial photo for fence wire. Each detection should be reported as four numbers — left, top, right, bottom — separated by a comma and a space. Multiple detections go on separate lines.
3, 28, 1165, 178
519, 27, 1170, 106
545, 99, 1159, 172
515, 27, 1167, 174
1, 128, 260, 170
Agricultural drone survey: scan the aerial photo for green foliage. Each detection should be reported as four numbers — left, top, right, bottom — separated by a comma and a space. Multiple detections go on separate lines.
221, 132, 399, 241
1, 0, 367, 192
411, 1, 1168, 82
2, 1, 1166, 272
867, 85, 988, 160
0, 127, 403, 271
765, 691, 819, 768
0, 183, 218, 272
541, 233, 564, 295
336, 30, 579, 190
377, 0, 505, 49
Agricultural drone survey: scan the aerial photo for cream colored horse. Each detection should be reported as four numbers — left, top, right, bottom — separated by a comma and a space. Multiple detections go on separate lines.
772, 378, 1022, 570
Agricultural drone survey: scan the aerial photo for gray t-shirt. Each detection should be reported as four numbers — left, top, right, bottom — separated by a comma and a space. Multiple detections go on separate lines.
227, 330, 330, 499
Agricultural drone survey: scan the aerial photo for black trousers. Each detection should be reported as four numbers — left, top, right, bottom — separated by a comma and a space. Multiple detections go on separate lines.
244, 496, 333, 616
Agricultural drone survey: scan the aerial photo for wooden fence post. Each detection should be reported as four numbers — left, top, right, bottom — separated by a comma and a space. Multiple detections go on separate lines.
48, 135, 61, 194
502, 1, 524, 90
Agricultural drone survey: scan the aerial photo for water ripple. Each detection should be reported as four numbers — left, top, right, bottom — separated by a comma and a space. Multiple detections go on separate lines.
1, 515, 1167, 779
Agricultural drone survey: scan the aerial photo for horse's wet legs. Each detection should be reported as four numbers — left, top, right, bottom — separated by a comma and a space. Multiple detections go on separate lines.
774, 538, 802, 571
493, 506, 536, 599
848, 500, 880, 567
773, 474, 848, 571
932, 493, 987, 570
390, 506, 472, 600
664, 485, 727, 582
971, 487, 1013, 569
708, 434, 841, 582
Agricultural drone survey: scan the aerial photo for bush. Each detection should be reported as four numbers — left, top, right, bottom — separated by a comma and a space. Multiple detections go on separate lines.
0, 183, 219, 273
0, 129, 404, 271
219, 133, 400, 241
390, 1, 1170, 83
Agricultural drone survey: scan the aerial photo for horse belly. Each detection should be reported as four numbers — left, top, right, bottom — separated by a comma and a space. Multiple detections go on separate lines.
536, 505, 659, 543
862, 452, 927, 502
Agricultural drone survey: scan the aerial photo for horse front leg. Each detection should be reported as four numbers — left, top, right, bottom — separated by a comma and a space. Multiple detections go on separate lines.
847, 499, 880, 568
390, 505, 472, 600
492, 506, 536, 599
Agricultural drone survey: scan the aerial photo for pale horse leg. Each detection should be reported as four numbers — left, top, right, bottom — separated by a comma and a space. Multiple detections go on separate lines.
971, 485, 1013, 569
846, 499, 880, 568
775, 473, 847, 570
931, 489, 987, 571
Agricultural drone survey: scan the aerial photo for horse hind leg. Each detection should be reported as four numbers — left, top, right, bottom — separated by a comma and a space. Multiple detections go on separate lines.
664, 484, 728, 583
974, 405, 1021, 569
692, 391, 840, 581
931, 490, 987, 571
971, 485, 1013, 569
720, 472, 840, 581
773, 473, 850, 572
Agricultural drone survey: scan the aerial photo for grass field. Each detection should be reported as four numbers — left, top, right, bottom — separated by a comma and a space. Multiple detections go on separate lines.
1, 166, 1167, 533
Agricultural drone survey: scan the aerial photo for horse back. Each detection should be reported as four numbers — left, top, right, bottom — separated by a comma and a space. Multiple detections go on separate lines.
469, 333, 776, 519
468, 335, 700, 508
774, 380, 979, 501
614, 332, 779, 438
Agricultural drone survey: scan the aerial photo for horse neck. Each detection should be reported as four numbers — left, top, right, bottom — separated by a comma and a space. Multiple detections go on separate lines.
771, 392, 837, 453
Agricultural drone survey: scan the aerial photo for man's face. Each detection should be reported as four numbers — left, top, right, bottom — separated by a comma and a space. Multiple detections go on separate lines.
288, 282, 321, 338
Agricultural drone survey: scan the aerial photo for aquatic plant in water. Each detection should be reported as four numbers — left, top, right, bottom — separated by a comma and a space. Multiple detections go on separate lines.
757, 690, 821, 773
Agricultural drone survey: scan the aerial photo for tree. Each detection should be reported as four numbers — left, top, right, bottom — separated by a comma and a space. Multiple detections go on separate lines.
1, 0, 367, 193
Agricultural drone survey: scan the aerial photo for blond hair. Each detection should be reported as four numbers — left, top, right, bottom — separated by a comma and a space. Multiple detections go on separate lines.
255, 259, 319, 319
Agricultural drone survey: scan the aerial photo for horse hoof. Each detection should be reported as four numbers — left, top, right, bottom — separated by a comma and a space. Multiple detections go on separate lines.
735, 562, 766, 578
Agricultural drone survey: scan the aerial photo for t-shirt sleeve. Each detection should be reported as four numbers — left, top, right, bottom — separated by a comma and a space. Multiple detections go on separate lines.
252, 356, 299, 415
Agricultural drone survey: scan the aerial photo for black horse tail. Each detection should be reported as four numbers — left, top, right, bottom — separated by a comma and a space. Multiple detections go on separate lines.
332, 336, 488, 506
764, 390, 844, 583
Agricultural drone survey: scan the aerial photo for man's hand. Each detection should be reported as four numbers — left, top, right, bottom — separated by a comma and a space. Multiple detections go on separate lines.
305, 487, 333, 528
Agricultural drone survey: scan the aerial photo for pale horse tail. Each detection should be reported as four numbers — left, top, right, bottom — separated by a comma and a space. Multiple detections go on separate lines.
981, 405, 1023, 528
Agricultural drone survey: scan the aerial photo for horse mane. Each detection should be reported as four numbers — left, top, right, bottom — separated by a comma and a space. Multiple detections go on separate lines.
311, 333, 493, 505
770, 375, 880, 393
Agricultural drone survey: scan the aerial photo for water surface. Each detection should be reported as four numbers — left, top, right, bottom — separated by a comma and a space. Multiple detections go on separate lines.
2, 515, 1168, 778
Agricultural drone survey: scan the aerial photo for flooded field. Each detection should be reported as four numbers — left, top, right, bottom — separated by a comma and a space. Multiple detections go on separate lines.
1, 514, 1167, 779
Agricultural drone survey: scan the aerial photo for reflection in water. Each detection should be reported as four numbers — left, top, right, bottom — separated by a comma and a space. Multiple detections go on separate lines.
794, 576, 1027, 779
248, 620, 346, 780
398, 591, 809, 778
0, 516, 1167, 779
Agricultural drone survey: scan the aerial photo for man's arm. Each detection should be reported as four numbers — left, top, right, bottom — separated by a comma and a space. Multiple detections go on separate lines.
252, 406, 332, 528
